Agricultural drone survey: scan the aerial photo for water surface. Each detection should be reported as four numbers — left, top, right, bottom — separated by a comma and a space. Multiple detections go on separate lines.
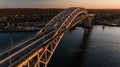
0, 26, 120, 67
48, 26, 120, 67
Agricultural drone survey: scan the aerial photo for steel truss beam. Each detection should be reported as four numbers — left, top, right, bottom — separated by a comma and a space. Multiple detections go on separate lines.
16, 33, 64, 67
6, 7, 95, 67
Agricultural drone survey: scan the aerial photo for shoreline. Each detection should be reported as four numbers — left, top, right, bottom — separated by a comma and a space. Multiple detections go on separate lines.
0, 24, 120, 33
0, 30, 38, 33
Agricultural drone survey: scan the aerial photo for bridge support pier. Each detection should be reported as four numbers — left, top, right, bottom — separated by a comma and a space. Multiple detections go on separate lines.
84, 14, 95, 28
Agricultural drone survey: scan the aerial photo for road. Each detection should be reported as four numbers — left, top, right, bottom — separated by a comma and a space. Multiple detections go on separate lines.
0, 8, 88, 67
0, 29, 56, 67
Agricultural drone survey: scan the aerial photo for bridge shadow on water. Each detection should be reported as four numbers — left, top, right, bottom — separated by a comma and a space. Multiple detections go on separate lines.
48, 26, 93, 67
69, 28, 92, 67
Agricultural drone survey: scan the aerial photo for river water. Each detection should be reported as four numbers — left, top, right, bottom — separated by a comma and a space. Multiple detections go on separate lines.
48, 26, 120, 67
0, 26, 120, 67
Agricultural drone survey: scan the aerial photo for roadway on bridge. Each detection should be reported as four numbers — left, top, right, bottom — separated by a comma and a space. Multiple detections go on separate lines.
0, 30, 56, 66
0, 8, 76, 66
0, 7, 93, 67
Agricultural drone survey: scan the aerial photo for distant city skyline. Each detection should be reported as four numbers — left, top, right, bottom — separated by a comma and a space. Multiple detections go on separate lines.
0, 0, 120, 9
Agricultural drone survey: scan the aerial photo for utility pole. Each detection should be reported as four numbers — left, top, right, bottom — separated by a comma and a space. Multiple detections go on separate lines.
43, 30, 45, 42
9, 38, 13, 65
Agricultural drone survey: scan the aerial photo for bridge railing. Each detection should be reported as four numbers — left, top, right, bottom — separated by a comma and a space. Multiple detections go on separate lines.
0, 7, 95, 67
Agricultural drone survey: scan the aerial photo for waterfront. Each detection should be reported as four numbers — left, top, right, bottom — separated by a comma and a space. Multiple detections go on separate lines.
0, 25, 120, 67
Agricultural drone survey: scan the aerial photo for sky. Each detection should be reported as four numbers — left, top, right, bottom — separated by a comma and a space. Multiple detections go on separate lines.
0, 0, 120, 9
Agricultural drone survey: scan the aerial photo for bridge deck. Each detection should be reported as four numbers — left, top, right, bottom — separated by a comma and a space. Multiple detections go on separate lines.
0, 7, 95, 67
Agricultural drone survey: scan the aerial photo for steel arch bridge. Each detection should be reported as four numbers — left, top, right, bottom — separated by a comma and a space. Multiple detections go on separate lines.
0, 7, 95, 67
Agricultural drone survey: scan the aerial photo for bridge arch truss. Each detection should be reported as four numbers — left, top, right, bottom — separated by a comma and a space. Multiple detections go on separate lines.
1, 7, 95, 67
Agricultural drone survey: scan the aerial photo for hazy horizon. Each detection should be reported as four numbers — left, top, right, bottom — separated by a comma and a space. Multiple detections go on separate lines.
0, 0, 120, 9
